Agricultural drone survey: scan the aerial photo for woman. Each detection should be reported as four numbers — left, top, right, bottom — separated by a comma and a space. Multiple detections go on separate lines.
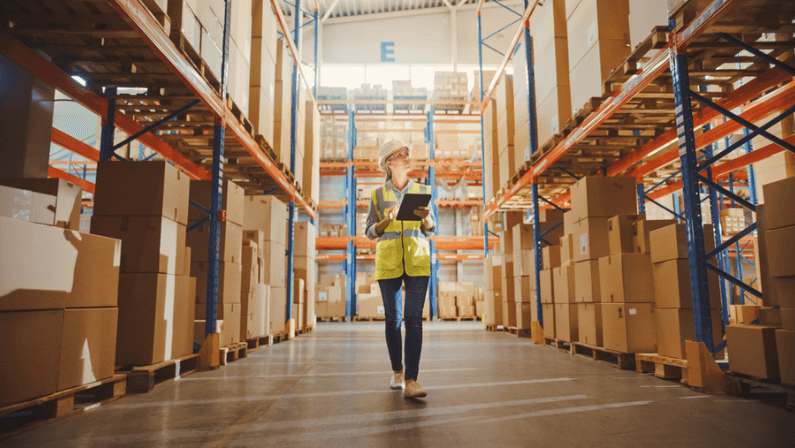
365, 139, 435, 399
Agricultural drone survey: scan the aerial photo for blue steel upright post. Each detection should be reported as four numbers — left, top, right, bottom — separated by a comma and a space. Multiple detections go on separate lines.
426, 107, 438, 318
702, 118, 730, 325
206, 0, 232, 338
286, 0, 303, 328
346, 108, 357, 318
476, 12, 489, 257
99, 87, 117, 161
669, 22, 714, 350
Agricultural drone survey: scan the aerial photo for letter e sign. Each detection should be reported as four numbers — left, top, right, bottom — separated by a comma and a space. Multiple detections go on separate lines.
381, 42, 395, 62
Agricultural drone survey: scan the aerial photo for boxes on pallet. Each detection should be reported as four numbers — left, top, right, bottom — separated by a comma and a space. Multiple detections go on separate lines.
243, 195, 287, 243
566, 0, 631, 113
726, 324, 780, 380
58, 307, 118, 391
570, 176, 637, 224
530, 0, 573, 147
775, 330, 795, 385
270, 287, 287, 333
358, 294, 385, 319
628, 0, 669, 51
656, 308, 723, 359
0, 216, 121, 311
516, 302, 532, 331
0, 310, 64, 407
555, 303, 578, 342
602, 303, 656, 353
485, 290, 503, 326
0, 178, 81, 229
578, 303, 602, 346
117, 274, 196, 365
502, 300, 517, 327
93, 161, 190, 225
598, 253, 654, 303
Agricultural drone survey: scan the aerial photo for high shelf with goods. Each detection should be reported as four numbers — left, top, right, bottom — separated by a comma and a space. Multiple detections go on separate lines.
478, 0, 795, 355
0, 0, 319, 352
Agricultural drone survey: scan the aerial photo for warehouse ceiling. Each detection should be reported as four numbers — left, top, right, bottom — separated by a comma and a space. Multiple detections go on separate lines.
279, 0, 479, 19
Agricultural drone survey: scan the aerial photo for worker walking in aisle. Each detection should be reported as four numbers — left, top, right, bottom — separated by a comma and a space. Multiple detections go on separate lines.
365, 139, 435, 399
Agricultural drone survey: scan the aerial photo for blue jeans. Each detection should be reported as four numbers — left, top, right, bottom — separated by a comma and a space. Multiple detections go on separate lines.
378, 273, 429, 381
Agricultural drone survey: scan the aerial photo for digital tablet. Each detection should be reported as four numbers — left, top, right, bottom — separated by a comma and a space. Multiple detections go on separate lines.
396, 193, 432, 221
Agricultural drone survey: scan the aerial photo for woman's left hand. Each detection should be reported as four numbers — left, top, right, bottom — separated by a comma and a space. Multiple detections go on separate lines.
414, 206, 433, 228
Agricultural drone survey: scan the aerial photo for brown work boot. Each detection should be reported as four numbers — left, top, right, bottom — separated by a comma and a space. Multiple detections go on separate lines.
391, 371, 405, 390
403, 379, 427, 398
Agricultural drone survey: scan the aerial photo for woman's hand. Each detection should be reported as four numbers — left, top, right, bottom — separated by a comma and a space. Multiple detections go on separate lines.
414, 206, 433, 229
387, 205, 399, 222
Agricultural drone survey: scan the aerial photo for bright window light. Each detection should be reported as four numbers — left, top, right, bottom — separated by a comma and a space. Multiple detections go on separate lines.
71, 76, 86, 87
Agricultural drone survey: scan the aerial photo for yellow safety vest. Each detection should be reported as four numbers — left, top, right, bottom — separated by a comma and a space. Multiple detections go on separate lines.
371, 182, 432, 280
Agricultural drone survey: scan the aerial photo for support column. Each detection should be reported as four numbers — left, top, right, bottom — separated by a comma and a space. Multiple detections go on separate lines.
0, 55, 55, 179
670, 36, 715, 351
427, 107, 438, 319
477, 14, 489, 257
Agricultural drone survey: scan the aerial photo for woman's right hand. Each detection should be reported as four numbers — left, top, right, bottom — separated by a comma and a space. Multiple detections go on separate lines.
386, 205, 399, 222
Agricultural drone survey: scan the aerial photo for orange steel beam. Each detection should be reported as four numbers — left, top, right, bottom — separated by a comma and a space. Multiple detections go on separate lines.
0, 31, 208, 180
357, 128, 481, 134
51, 128, 100, 162
48, 166, 95, 194
436, 253, 486, 261
107, 0, 315, 218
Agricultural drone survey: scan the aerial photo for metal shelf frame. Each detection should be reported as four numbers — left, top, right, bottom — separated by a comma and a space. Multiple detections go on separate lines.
476, 0, 795, 352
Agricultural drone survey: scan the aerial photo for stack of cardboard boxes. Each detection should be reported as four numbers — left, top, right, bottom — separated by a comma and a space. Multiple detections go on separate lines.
239, 239, 269, 341
356, 272, 383, 319
649, 223, 723, 359
295, 222, 317, 329
317, 274, 347, 319
599, 214, 657, 353
484, 255, 504, 327
569, 176, 637, 347
565, 0, 631, 113
244, 195, 288, 333
456, 283, 476, 319
91, 161, 196, 366
496, 74, 516, 188
249, 0, 279, 147
438, 282, 457, 319
483, 100, 500, 201
725, 178, 795, 384
529, 0, 572, 149
1, 179, 121, 407
188, 179, 245, 347
552, 243, 578, 342
500, 212, 523, 327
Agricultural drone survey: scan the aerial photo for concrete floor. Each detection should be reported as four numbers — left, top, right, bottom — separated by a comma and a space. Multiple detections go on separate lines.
3, 322, 794, 447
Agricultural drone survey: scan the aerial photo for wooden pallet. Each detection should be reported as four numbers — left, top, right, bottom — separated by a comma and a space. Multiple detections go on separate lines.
119, 353, 200, 393
353, 316, 386, 322
484, 324, 502, 332
272, 331, 290, 344
724, 372, 795, 410
544, 338, 572, 352
635, 353, 689, 383
0, 374, 126, 439
246, 334, 274, 351
219, 342, 248, 366
168, 31, 221, 95
571, 342, 636, 370
503, 326, 532, 338
316, 316, 346, 323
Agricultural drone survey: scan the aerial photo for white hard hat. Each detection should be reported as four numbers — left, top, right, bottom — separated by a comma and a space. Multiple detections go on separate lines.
378, 139, 409, 172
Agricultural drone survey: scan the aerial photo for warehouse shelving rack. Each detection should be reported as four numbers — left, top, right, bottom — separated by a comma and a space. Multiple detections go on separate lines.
477, 0, 795, 354
0, 0, 319, 349
314, 102, 492, 318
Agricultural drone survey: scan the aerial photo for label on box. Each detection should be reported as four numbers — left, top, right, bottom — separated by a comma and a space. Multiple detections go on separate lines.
587, 21, 597, 46
318, 291, 328, 301
551, 116, 559, 134
377, 306, 385, 314
580, 234, 588, 255
629, 308, 637, 315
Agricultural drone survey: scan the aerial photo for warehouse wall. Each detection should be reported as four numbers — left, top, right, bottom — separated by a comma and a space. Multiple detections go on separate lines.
302, 2, 523, 66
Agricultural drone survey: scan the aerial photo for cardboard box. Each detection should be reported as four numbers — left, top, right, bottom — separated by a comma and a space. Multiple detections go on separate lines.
192, 261, 242, 308
304, 297, 316, 328
241, 284, 269, 340
0, 184, 57, 226
240, 246, 258, 296
634, 219, 678, 253
574, 259, 601, 303
91, 215, 186, 275
94, 161, 190, 225
188, 179, 245, 226
0, 310, 64, 407
516, 302, 533, 329
357, 294, 385, 318
652, 259, 721, 309
569, 176, 636, 223
775, 330, 795, 385
485, 290, 503, 325
270, 287, 286, 333
58, 307, 118, 391
598, 253, 654, 303
243, 195, 287, 243
539, 269, 554, 304
574, 217, 610, 262
116, 274, 196, 366
186, 220, 243, 264
655, 308, 723, 359
555, 303, 578, 342
628, 0, 669, 50
553, 264, 575, 304
759, 308, 782, 327
262, 240, 286, 287
608, 214, 646, 255
293, 278, 305, 304
502, 274, 517, 303
294, 221, 317, 258
649, 223, 716, 264
762, 177, 795, 230
216, 303, 241, 346
764, 225, 795, 278
602, 303, 657, 353
783, 308, 795, 331
514, 275, 534, 303
0, 217, 121, 311
543, 246, 562, 270
560, 233, 574, 266
502, 300, 517, 327
0, 178, 82, 229
730, 305, 761, 324
577, 303, 603, 346
726, 324, 780, 380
